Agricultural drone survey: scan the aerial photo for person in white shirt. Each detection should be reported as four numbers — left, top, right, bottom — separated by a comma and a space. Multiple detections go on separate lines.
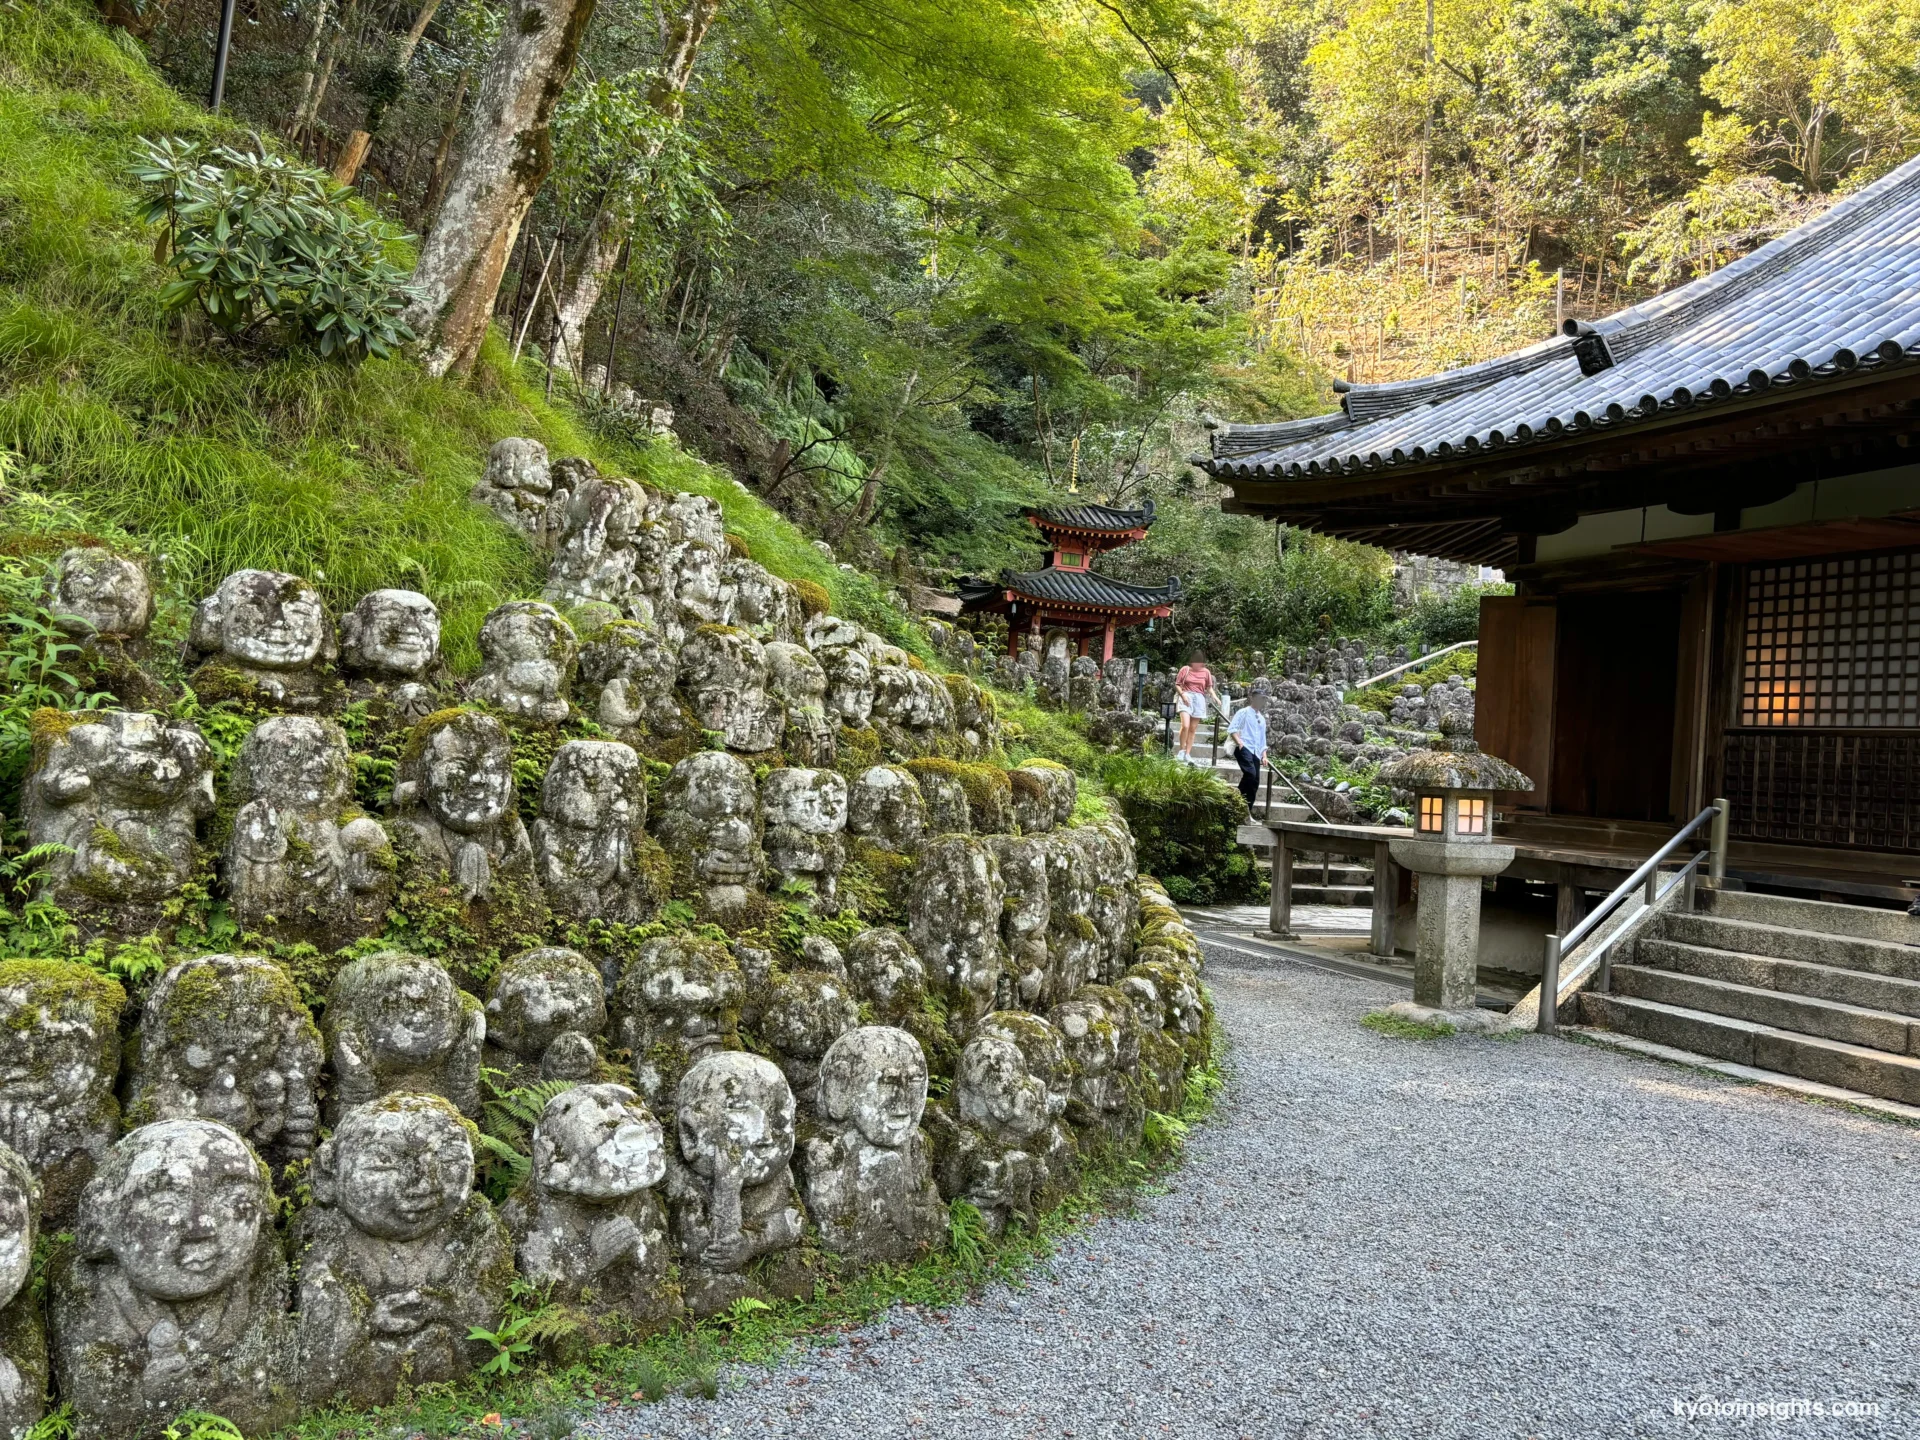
1225, 701, 1268, 813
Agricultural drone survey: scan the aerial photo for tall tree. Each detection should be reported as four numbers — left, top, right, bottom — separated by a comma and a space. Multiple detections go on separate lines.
406, 0, 600, 377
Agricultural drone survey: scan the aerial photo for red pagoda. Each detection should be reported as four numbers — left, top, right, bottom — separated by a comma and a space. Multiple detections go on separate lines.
955, 500, 1179, 660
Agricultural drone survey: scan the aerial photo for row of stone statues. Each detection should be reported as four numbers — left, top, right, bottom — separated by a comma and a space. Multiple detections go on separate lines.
0, 876, 1205, 1438
0, 436, 1216, 1440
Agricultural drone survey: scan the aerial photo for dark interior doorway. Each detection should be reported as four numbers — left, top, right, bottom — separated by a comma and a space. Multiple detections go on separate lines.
1551, 590, 1681, 822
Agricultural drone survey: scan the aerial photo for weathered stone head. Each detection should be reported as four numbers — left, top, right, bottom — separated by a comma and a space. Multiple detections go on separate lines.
389, 709, 534, 905
616, 935, 743, 1104
655, 751, 762, 918
843, 928, 928, 1025
910, 764, 971, 835
315, 1093, 473, 1242
725, 559, 802, 643
952, 1033, 1049, 1148
761, 767, 848, 904
847, 765, 927, 853
128, 954, 323, 1172
54, 1119, 291, 1438
976, 1012, 1071, 1128
293, 1092, 511, 1410
225, 715, 392, 948
1048, 988, 1142, 1149
680, 626, 780, 751
819, 644, 874, 728
760, 970, 859, 1108
0, 960, 124, 1223
471, 600, 578, 723
191, 568, 333, 674
27, 710, 215, 925
675, 1055, 795, 1186
1007, 766, 1057, 835
323, 952, 484, 1121
990, 834, 1051, 1006
532, 739, 656, 923
579, 619, 682, 738
484, 946, 606, 1080
339, 589, 441, 679
543, 475, 655, 617
533, 1084, 666, 1202
817, 1026, 928, 1150
47, 547, 152, 639
1016, 759, 1077, 830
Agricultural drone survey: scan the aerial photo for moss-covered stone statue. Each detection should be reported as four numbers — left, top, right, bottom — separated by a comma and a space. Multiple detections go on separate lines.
223, 715, 394, 952
764, 641, 834, 765
50, 1119, 293, 1440
25, 710, 216, 938
578, 619, 683, 740
930, 1012, 1077, 1236
907, 835, 1007, 1033
1049, 986, 1144, 1155
760, 767, 847, 907
338, 588, 445, 722
188, 568, 338, 709
664, 1052, 806, 1316
322, 952, 484, 1122
126, 954, 324, 1177
795, 1027, 945, 1266
654, 751, 762, 921
0, 1143, 45, 1440
614, 935, 743, 1107
679, 625, 780, 752
483, 946, 607, 1083
532, 739, 660, 924
292, 1094, 512, 1410
0, 960, 125, 1224
469, 600, 578, 724
502, 1084, 679, 1333
388, 709, 539, 907
846, 765, 926, 854
759, 968, 860, 1111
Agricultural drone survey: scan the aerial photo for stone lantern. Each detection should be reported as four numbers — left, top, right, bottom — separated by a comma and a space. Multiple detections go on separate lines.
1377, 712, 1533, 1028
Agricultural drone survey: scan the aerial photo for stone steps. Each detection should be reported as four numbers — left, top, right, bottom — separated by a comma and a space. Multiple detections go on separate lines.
1578, 991, 1920, 1106
1607, 963, 1920, 1056
1657, 911, 1920, 982
1635, 937, 1920, 1019
1700, 887, 1920, 945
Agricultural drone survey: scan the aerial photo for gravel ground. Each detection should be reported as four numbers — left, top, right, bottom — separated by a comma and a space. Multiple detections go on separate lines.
585, 947, 1920, 1440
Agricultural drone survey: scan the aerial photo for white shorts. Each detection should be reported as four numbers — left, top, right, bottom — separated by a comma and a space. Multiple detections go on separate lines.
1181, 691, 1210, 719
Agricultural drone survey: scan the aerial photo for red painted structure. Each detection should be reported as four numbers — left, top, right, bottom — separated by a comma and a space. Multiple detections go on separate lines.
955, 501, 1179, 660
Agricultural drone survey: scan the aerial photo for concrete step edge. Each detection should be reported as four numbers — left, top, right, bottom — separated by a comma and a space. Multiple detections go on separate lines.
1634, 938, 1920, 1016
1610, 964, 1920, 1047
1563, 1026, 1920, 1124
1661, 912, 1920, 974
1587, 991, 1920, 1079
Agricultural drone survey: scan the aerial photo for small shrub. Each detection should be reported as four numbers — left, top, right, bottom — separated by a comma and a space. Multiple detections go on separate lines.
131, 136, 415, 363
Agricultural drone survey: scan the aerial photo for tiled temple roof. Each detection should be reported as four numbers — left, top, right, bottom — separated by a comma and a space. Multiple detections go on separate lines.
1202, 153, 1920, 481
956, 568, 1180, 611
1030, 499, 1156, 532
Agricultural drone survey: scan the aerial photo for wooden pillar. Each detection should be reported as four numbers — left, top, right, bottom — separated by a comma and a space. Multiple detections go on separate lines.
1556, 876, 1587, 939
1371, 840, 1400, 958
1101, 618, 1116, 661
1269, 828, 1294, 937
1077, 633, 1090, 658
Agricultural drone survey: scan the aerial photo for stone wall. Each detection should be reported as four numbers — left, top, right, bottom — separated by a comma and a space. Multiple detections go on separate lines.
0, 439, 1211, 1438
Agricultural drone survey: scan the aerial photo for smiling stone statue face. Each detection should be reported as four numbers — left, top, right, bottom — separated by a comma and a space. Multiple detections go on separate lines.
340, 590, 441, 679
328, 1096, 474, 1243
532, 1084, 666, 1202
193, 569, 331, 670
674, 1053, 795, 1189
96, 1120, 267, 1302
418, 713, 514, 834
470, 601, 578, 723
48, 547, 153, 639
817, 1026, 927, 1150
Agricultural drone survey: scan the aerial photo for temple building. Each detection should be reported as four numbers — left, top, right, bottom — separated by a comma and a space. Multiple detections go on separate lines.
956, 500, 1179, 659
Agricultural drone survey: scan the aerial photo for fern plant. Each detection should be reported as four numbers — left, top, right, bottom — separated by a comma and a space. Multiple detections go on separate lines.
476, 1070, 578, 1200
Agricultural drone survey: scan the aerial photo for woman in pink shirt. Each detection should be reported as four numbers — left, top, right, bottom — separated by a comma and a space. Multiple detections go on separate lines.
1173, 650, 1221, 763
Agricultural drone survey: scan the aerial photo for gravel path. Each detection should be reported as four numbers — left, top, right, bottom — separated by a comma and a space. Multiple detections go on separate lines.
586, 947, 1920, 1440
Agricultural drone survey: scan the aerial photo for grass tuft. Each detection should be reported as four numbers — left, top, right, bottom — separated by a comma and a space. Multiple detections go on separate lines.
1361, 1010, 1458, 1040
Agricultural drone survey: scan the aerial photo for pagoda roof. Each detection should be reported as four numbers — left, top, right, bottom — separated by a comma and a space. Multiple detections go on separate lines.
1200, 152, 1920, 485
956, 567, 1180, 613
1029, 499, 1156, 534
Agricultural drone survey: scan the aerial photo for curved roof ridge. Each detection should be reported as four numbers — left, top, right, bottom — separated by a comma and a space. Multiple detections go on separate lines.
1211, 409, 1352, 458
1595, 151, 1920, 363
1343, 332, 1576, 422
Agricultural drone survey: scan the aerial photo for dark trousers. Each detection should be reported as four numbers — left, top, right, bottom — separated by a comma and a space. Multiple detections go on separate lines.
1234, 746, 1261, 808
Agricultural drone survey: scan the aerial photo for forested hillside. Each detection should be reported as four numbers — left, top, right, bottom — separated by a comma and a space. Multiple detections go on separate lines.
29, 0, 1920, 654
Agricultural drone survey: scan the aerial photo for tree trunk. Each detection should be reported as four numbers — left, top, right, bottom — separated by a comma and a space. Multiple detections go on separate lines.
421, 68, 470, 222
334, 0, 448, 187
405, 0, 600, 378
547, 0, 722, 374
288, 0, 334, 142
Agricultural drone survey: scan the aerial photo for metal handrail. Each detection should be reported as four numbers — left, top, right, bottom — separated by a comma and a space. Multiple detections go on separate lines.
1343, 640, 1479, 696
1537, 798, 1729, 1035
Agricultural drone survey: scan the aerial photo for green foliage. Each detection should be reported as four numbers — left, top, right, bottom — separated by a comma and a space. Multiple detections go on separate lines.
23, 1405, 75, 1440
1361, 1010, 1459, 1040
1101, 753, 1264, 906
477, 1070, 578, 1202
161, 1414, 245, 1440
131, 137, 416, 362
946, 1198, 990, 1270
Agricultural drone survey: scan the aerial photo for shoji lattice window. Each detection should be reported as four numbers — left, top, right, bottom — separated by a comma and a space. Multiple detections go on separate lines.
1739, 551, 1920, 728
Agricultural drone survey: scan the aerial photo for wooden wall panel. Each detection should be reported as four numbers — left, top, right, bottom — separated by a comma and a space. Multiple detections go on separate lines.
1476, 595, 1556, 810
